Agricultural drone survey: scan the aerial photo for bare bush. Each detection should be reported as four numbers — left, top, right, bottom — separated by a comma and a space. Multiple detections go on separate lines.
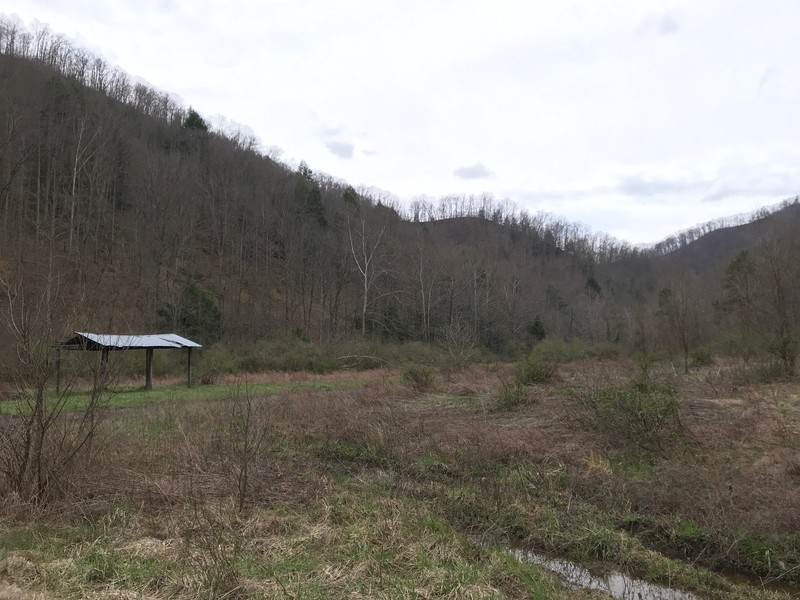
226, 381, 270, 511
0, 276, 106, 503
439, 320, 477, 371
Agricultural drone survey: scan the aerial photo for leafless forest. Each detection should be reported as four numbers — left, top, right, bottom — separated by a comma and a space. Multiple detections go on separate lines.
0, 17, 797, 373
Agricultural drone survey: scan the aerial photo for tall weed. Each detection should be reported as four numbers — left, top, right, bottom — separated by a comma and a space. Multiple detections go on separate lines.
402, 364, 435, 392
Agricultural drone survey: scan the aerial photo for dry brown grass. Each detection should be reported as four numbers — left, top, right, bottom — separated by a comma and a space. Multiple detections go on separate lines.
137, 367, 401, 389
0, 583, 48, 599
2, 362, 799, 598
25, 362, 800, 538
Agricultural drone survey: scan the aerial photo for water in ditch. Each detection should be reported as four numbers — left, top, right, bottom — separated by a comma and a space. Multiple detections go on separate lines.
513, 549, 800, 599
512, 549, 699, 599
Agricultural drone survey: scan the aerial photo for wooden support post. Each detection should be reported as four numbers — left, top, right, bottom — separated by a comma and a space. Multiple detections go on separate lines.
145, 348, 154, 390
187, 347, 193, 388
100, 348, 109, 378
55, 349, 61, 393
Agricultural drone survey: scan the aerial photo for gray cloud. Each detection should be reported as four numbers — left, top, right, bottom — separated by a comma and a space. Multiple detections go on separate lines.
321, 125, 341, 136
656, 14, 679, 35
702, 179, 799, 203
702, 187, 738, 203
640, 12, 680, 35
453, 162, 493, 179
618, 176, 702, 197
325, 140, 355, 159
758, 68, 776, 93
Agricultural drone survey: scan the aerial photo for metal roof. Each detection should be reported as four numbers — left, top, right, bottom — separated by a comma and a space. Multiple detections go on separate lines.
59, 332, 202, 350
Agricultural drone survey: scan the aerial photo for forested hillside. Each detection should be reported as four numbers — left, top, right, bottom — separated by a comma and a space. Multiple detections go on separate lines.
1, 18, 799, 373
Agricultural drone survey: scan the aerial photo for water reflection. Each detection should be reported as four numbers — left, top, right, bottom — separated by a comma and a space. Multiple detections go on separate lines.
512, 549, 699, 600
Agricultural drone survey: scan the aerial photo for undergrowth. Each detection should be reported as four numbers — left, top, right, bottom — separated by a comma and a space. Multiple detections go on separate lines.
0, 364, 797, 600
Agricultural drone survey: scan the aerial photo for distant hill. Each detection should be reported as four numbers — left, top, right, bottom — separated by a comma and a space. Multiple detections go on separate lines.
653, 201, 800, 276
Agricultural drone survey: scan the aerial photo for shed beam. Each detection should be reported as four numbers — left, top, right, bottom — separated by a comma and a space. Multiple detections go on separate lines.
100, 348, 109, 378
187, 347, 193, 388
55, 349, 61, 393
145, 348, 154, 390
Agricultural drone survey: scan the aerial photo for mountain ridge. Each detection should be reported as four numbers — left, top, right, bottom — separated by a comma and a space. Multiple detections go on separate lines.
0, 20, 798, 362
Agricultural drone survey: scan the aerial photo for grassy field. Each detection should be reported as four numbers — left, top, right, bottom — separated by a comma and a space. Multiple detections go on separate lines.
1, 360, 799, 598
0, 370, 392, 415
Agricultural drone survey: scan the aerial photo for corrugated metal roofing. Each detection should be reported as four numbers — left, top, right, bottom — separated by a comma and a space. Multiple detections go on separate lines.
64, 332, 202, 350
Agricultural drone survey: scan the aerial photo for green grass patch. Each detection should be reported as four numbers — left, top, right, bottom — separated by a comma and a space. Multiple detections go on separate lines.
414, 451, 456, 476
0, 377, 378, 415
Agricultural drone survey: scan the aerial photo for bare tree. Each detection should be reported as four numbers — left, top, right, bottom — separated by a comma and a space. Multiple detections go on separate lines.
347, 209, 391, 336
439, 319, 477, 371
758, 236, 799, 374
0, 266, 105, 503
657, 278, 703, 374
720, 250, 758, 362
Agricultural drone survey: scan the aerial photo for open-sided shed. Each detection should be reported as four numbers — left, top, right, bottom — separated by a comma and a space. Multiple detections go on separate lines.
57, 332, 202, 390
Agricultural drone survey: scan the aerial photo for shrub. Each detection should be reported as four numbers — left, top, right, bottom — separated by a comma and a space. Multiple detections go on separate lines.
586, 342, 621, 361
197, 343, 237, 384
530, 338, 586, 363
402, 363, 435, 392
234, 338, 337, 373
691, 346, 715, 367
576, 379, 684, 454
733, 362, 789, 385
515, 355, 557, 385
378, 341, 449, 368
280, 340, 336, 373
194, 338, 458, 377
495, 379, 526, 410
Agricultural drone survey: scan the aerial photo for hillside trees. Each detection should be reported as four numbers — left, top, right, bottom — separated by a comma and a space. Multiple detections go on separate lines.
719, 239, 800, 374
156, 267, 222, 345
0, 84, 28, 243
183, 107, 208, 131
657, 278, 704, 374
757, 237, 800, 374
347, 199, 397, 337
0, 18, 649, 351
2, 18, 800, 365
272, 163, 328, 336
628, 293, 659, 376
405, 226, 440, 342
719, 251, 758, 361
545, 284, 568, 339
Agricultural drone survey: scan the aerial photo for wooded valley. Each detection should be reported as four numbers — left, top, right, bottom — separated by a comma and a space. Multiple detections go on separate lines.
1, 17, 798, 378
2, 18, 800, 600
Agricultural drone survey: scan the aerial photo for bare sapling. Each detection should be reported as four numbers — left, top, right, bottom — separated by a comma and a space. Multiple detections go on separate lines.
0, 273, 108, 503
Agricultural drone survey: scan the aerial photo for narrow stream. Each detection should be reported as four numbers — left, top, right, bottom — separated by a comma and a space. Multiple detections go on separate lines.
512, 549, 800, 599
511, 549, 700, 600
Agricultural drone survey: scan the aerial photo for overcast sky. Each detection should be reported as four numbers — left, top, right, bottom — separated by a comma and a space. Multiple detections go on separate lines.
7, 1, 800, 244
